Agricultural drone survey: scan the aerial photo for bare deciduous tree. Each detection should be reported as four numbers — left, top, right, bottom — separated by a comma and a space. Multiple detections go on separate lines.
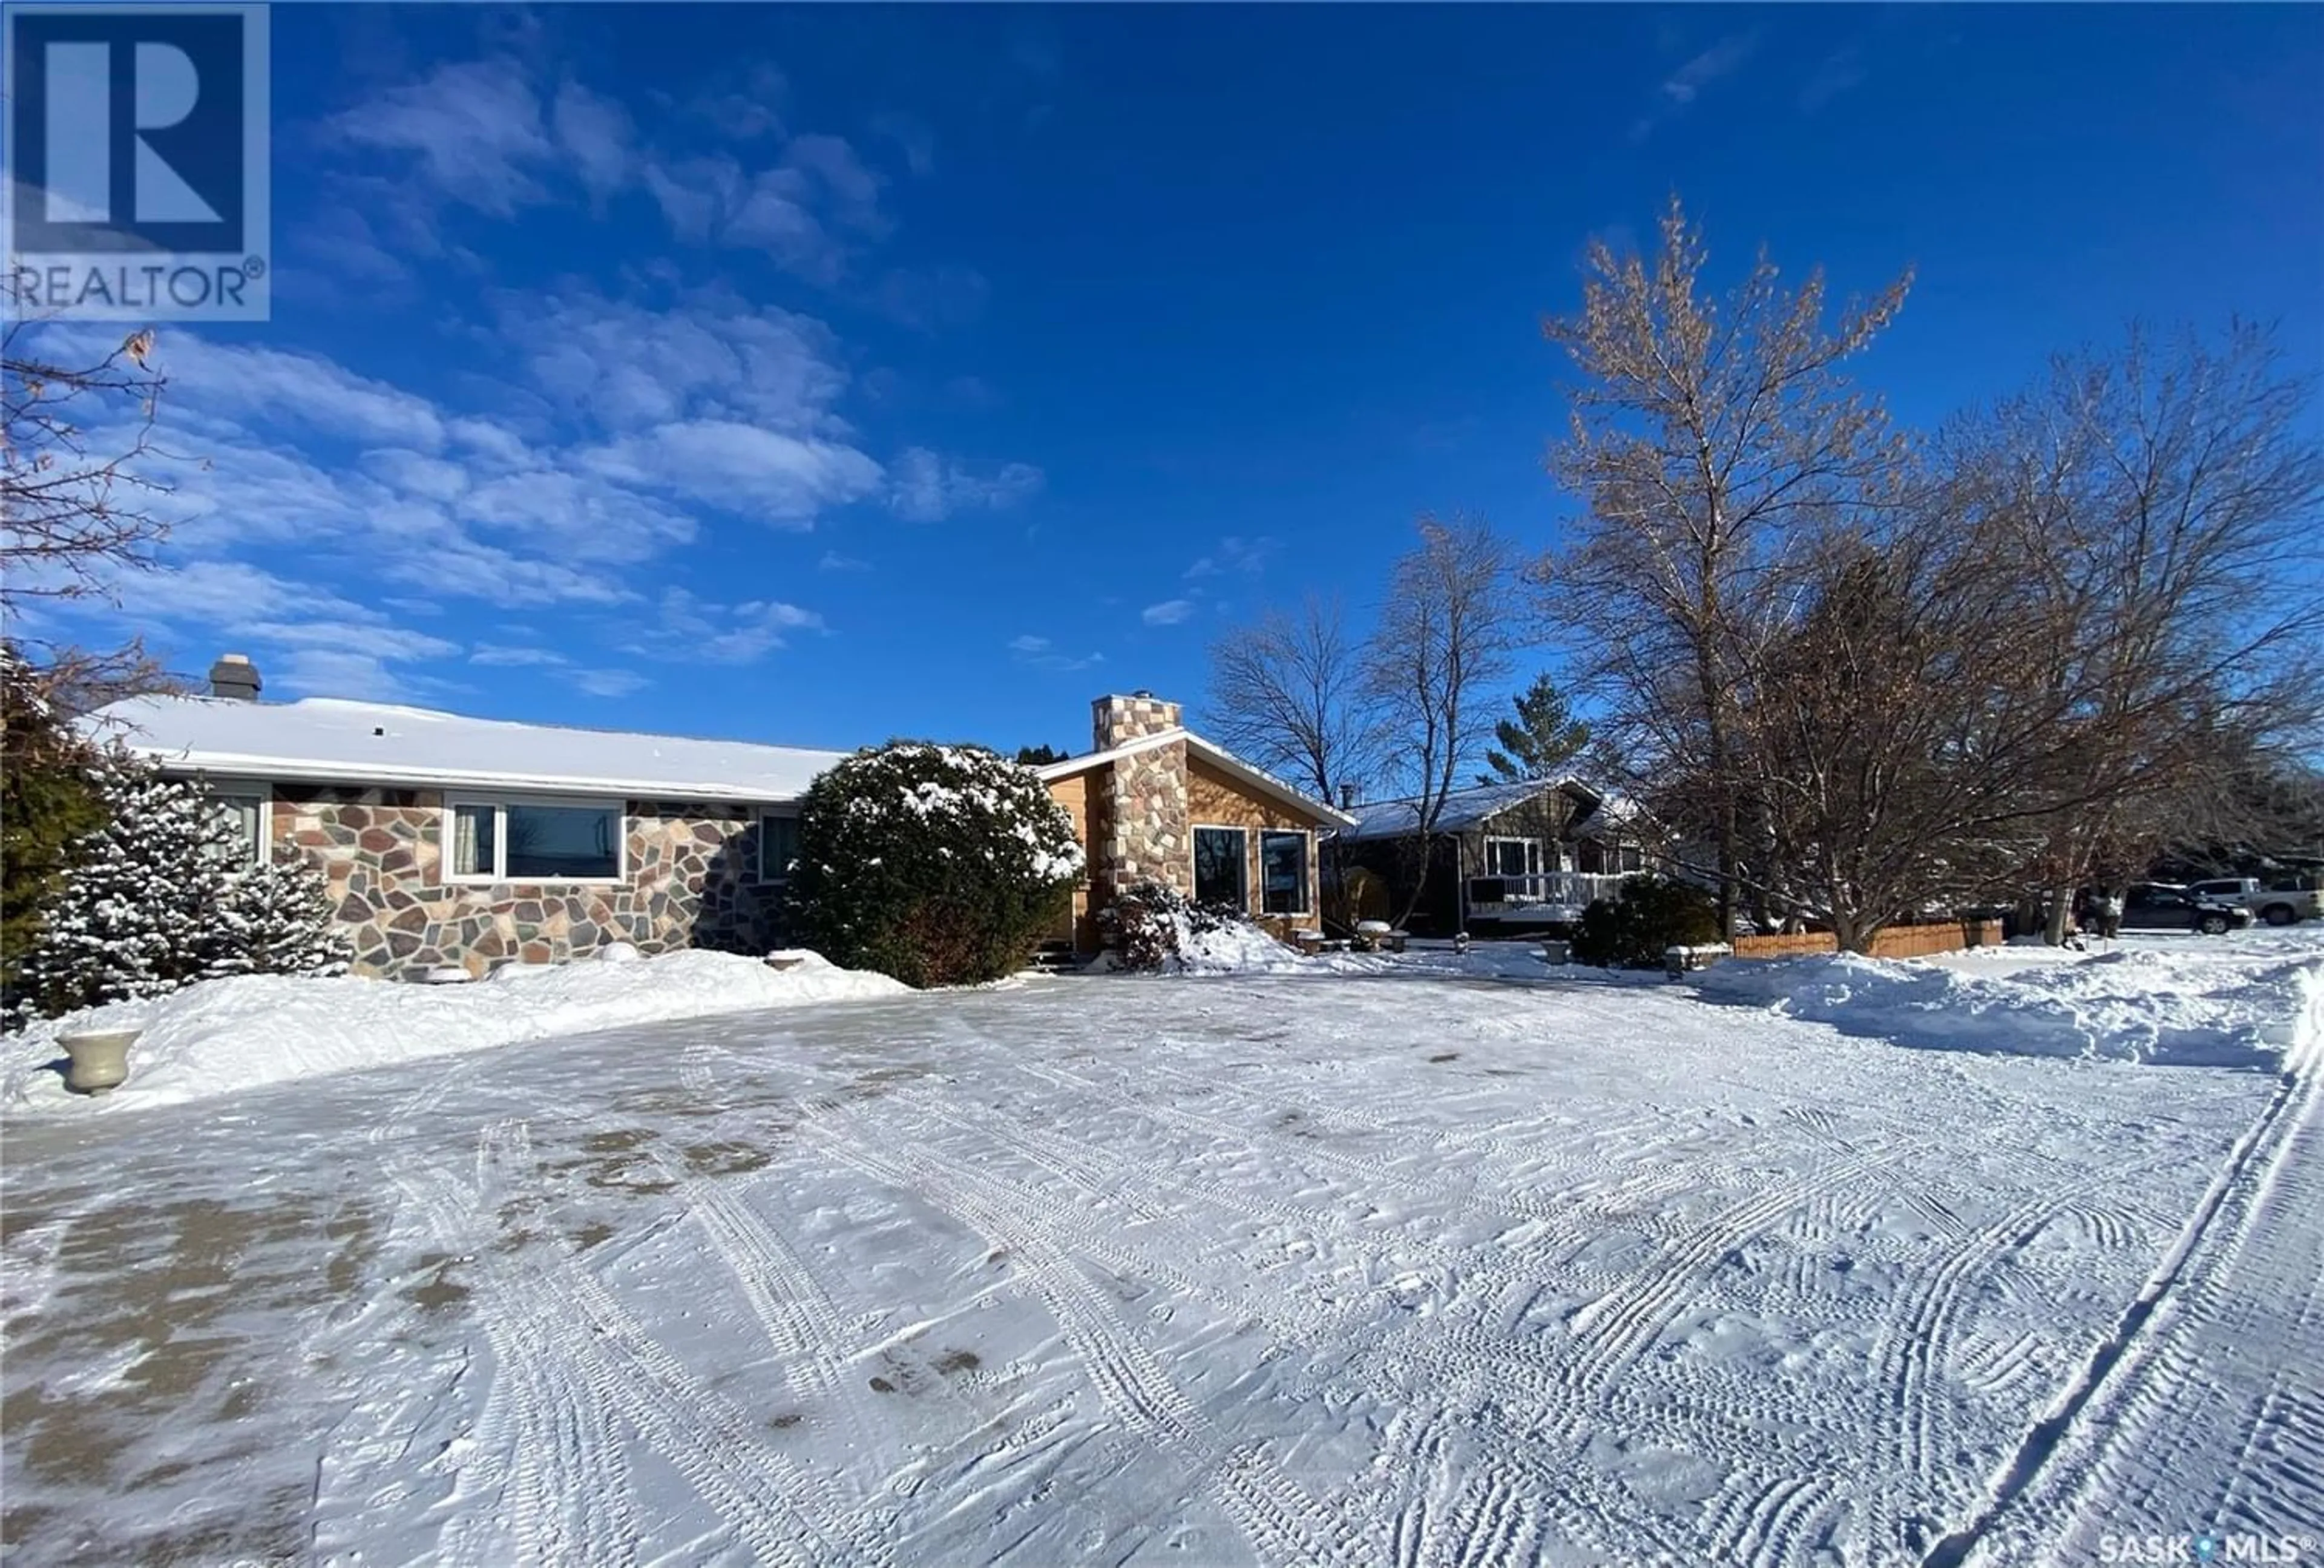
1206, 594, 1384, 931
1533, 195, 1913, 935
4, 280, 174, 611
1943, 321, 2324, 939
1367, 513, 1520, 928
1206, 594, 1382, 807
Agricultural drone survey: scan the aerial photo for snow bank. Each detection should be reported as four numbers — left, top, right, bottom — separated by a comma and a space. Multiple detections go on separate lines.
1172, 919, 1322, 974
1698, 948, 2320, 1070
2, 949, 907, 1117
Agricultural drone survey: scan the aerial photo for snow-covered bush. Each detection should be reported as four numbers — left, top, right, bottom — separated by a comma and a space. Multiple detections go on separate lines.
786, 743, 1083, 988
1098, 878, 1249, 971
11, 758, 349, 1022
1569, 873, 1720, 969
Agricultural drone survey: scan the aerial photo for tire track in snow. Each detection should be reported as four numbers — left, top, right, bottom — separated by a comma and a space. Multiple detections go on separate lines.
1925, 966, 2324, 1567
1868, 1173, 2130, 1560
1699, 1472, 1839, 1568
801, 1118, 1367, 1567
428, 1116, 880, 1567
1370, 1395, 1644, 1567
642, 1146, 891, 1500
1010, 1057, 1584, 1236
1561, 1147, 1904, 1399
378, 1126, 641, 1568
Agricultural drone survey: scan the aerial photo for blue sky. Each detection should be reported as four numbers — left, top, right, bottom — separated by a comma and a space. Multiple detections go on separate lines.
31, 2, 2324, 759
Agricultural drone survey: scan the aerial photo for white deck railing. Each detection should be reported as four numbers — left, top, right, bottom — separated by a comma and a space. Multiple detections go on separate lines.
1467, 871, 1630, 911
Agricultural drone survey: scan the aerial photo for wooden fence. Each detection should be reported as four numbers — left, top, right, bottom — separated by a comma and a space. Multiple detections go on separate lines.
1731, 919, 2004, 962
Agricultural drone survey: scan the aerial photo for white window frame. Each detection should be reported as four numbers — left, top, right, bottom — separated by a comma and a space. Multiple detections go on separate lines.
442, 795, 627, 886
1258, 829, 1312, 917
757, 807, 802, 885
204, 779, 271, 867
1190, 823, 1250, 910
1483, 835, 1543, 881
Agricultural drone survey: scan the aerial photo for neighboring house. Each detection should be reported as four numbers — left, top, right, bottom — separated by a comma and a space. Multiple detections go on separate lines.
87, 656, 845, 979
1332, 776, 1656, 936
85, 660, 1350, 975
1036, 694, 1357, 954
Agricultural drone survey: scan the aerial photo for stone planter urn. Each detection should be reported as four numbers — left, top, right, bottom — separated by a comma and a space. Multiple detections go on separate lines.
57, 1028, 139, 1095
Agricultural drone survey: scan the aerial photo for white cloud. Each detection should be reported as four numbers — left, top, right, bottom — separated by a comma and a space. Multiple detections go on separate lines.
580, 421, 885, 525
1141, 599, 1196, 627
1184, 534, 1280, 579
470, 643, 568, 668
1632, 30, 1760, 140
568, 668, 650, 698
551, 80, 634, 200
1008, 633, 1102, 672
324, 56, 885, 287
818, 551, 872, 572
156, 337, 448, 450
458, 468, 696, 564
99, 560, 461, 700
363, 448, 470, 501
497, 284, 850, 434
871, 111, 936, 177
629, 587, 827, 665
326, 59, 557, 217
888, 447, 1044, 523
1663, 33, 1758, 104
269, 648, 434, 701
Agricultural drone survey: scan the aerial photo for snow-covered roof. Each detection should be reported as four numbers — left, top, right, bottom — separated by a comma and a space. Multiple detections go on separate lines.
1034, 729, 1357, 828
85, 694, 849, 804
1335, 776, 1609, 842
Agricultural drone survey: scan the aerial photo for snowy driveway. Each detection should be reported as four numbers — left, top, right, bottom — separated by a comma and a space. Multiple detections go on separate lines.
4, 950, 2319, 1566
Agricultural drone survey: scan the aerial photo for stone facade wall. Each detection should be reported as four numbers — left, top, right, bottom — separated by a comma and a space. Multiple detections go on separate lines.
1091, 693, 1183, 752
269, 786, 781, 979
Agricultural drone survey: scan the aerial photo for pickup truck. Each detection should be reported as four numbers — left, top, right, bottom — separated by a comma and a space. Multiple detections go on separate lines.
2186, 876, 2323, 927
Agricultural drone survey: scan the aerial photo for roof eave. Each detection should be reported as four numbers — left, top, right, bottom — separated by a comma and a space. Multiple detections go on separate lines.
125, 747, 818, 805
1033, 729, 1355, 827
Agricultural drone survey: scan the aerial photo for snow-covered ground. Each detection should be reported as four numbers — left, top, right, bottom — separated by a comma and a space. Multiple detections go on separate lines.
1, 949, 906, 1116
3, 930, 2319, 1566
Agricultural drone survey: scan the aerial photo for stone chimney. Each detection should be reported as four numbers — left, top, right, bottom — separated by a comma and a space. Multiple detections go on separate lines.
208, 652, 262, 702
1092, 691, 1183, 753
1088, 692, 1190, 902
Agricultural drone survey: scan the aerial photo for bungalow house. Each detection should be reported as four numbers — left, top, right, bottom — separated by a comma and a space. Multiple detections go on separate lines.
84, 657, 1348, 976
1331, 776, 1658, 936
1036, 693, 1356, 955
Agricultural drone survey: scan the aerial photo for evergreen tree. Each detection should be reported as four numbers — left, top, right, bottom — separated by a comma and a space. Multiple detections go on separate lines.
209, 859, 349, 980
1014, 743, 1068, 766
1479, 674, 1593, 786
14, 757, 347, 1019
1, 643, 107, 1000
